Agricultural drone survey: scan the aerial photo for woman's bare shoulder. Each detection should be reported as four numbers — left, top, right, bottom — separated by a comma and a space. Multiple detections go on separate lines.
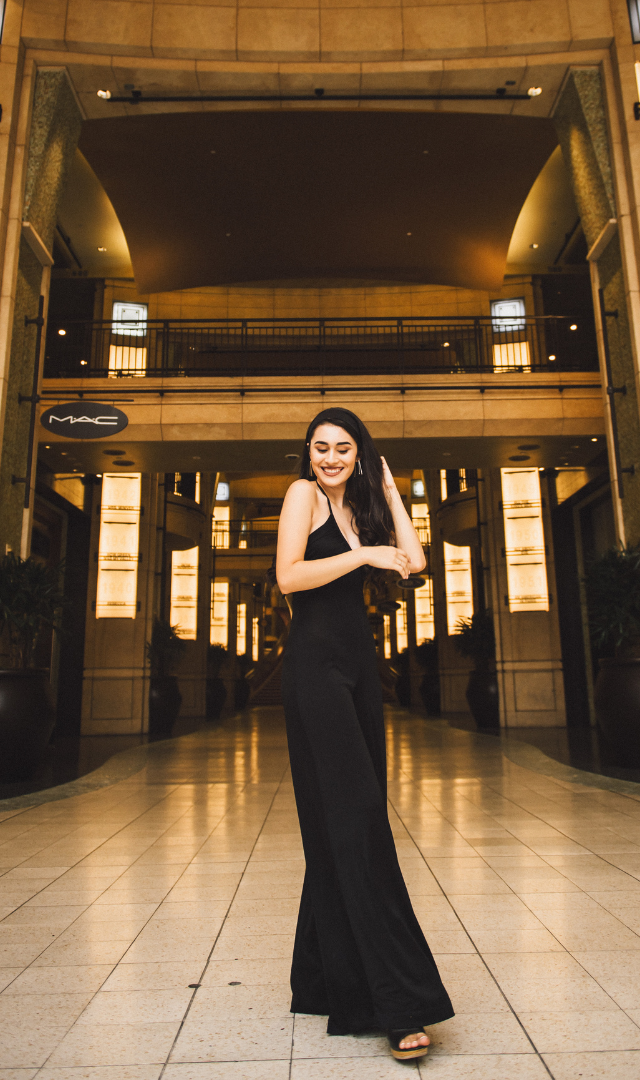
284, 479, 316, 504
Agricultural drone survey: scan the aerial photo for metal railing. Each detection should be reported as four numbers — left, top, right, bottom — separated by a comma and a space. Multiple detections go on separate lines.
212, 517, 431, 551
212, 517, 431, 550
44, 316, 599, 379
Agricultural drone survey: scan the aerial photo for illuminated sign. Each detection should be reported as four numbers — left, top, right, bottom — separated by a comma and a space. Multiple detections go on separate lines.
444, 542, 473, 634
96, 473, 141, 619
41, 402, 128, 439
501, 468, 549, 612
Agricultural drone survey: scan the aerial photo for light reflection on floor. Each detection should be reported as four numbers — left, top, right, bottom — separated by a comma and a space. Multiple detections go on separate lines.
0, 705, 639, 1077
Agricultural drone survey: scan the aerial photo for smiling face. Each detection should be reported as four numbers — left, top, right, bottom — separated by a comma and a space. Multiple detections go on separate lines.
309, 423, 359, 488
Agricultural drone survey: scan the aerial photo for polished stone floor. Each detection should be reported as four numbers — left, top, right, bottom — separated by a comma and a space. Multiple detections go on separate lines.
1, 706, 640, 1079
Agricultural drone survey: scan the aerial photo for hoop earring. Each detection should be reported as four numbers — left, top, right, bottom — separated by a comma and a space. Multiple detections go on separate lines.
308, 461, 314, 479
357, 460, 363, 476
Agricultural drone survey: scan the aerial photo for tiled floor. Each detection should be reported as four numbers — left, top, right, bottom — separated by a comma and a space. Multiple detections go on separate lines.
1, 706, 640, 1079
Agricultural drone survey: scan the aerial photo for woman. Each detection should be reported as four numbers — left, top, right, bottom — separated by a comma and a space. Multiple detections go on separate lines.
277, 407, 454, 1061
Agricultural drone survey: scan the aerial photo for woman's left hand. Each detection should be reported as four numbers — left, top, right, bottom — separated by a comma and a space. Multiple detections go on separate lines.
380, 456, 398, 503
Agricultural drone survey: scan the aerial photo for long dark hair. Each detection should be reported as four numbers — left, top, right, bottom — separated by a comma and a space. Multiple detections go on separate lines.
301, 407, 394, 548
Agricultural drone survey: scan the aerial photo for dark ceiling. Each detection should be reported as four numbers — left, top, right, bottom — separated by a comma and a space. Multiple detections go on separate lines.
79, 111, 557, 294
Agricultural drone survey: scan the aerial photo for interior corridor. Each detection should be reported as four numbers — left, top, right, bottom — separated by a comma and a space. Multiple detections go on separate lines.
0, 707, 640, 1078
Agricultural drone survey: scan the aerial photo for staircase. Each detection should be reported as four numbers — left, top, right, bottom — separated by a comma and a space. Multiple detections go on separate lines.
250, 657, 283, 705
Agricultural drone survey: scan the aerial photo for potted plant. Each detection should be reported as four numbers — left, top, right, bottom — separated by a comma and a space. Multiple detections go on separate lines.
416, 638, 440, 716
0, 553, 64, 779
585, 544, 640, 765
146, 619, 186, 737
206, 643, 227, 720
454, 609, 499, 730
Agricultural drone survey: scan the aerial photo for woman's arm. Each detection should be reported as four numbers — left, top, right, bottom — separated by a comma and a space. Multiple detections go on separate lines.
381, 458, 427, 574
276, 480, 410, 594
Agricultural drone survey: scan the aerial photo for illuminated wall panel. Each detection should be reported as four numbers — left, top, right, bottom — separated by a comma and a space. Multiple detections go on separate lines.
237, 603, 247, 655
252, 616, 260, 661
492, 341, 530, 371
396, 601, 408, 652
411, 502, 430, 545
383, 614, 391, 659
415, 578, 435, 644
108, 344, 147, 376
170, 546, 199, 639
210, 580, 229, 646
501, 468, 549, 612
212, 506, 230, 548
444, 541, 473, 634
440, 469, 448, 501
96, 473, 141, 619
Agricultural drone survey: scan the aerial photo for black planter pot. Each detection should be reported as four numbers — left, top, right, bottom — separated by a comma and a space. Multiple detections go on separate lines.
466, 668, 500, 730
595, 657, 640, 767
206, 676, 227, 720
420, 673, 441, 716
0, 669, 56, 780
149, 675, 182, 738
234, 677, 251, 711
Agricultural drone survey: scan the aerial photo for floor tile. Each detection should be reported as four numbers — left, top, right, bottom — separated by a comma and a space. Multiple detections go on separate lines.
164, 1063, 290, 1079
46, 1022, 181, 1066
417, 1055, 550, 1078
170, 1016, 294, 1062
541, 1051, 640, 1080
520, 1010, 640, 1052
76, 988, 193, 1025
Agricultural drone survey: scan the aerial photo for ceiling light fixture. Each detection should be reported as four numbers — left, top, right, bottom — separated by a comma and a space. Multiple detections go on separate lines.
97, 90, 111, 99
442, 341, 450, 347
570, 324, 578, 330
44, 445, 50, 449
528, 87, 543, 97
529, 243, 539, 249
406, 232, 412, 236
58, 329, 66, 336
80, 360, 87, 365
591, 437, 598, 442
548, 354, 556, 360
97, 246, 107, 252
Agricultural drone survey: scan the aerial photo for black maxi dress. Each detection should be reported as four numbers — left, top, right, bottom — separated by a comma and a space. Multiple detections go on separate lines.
281, 490, 454, 1036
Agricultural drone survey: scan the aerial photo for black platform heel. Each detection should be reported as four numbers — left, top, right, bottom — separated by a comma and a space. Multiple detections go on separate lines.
388, 1028, 430, 1060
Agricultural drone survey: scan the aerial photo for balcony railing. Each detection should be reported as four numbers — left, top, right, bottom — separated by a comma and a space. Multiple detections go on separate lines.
212, 518, 431, 550
45, 316, 599, 379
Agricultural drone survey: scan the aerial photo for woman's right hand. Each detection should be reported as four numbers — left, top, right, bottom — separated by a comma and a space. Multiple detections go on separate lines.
362, 545, 411, 578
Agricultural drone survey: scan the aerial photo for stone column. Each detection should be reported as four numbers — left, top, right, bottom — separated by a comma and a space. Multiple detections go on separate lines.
0, 69, 81, 557
81, 473, 162, 735
554, 68, 640, 544
483, 468, 566, 728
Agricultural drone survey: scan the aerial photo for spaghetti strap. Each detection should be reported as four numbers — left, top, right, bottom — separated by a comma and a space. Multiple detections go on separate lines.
315, 480, 333, 517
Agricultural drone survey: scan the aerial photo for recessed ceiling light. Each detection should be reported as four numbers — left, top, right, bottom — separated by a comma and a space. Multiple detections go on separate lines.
97, 246, 107, 252
591, 437, 598, 442
571, 444, 580, 449
60, 452, 67, 456
406, 232, 412, 236
58, 329, 66, 336
80, 360, 87, 365
115, 460, 135, 466
509, 454, 530, 461
44, 444, 50, 449
423, 150, 429, 154
548, 354, 556, 360
193, 456, 201, 460
442, 341, 450, 347
105, 449, 125, 455
570, 324, 578, 330
529, 243, 539, 249
518, 444, 540, 450
285, 453, 299, 460
528, 87, 542, 97
226, 233, 231, 237
210, 150, 216, 154
442, 452, 451, 456
97, 90, 111, 99
96, 473, 102, 478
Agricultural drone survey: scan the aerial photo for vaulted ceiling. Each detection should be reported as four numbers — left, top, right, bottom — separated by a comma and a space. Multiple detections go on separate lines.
78, 110, 558, 293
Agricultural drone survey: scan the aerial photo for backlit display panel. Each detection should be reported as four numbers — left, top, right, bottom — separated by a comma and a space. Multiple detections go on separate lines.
170, 546, 199, 639
96, 473, 141, 619
501, 468, 549, 612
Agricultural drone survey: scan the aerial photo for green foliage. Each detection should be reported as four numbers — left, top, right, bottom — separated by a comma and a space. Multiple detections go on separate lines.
0, 553, 65, 670
146, 619, 186, 677
453, 609, 496, 668
207, 643, 227, 677
584, 544, 640, 656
